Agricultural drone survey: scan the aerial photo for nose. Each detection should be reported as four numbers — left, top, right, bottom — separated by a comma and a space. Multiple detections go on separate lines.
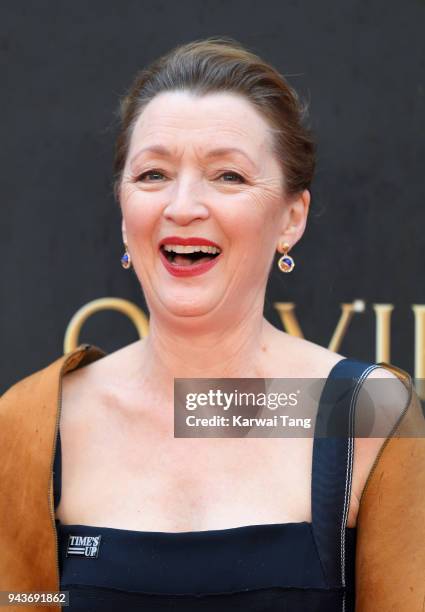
162, 173, 209, 225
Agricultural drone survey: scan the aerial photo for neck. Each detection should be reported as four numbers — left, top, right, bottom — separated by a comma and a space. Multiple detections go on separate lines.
138, 309, 275, 382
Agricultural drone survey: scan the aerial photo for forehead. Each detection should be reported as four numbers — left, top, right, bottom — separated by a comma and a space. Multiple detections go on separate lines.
128, 90, 274, 157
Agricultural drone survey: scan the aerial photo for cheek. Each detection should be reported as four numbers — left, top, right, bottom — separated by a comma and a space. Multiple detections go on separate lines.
216, 185, 282, 241
120, 184, 162, 237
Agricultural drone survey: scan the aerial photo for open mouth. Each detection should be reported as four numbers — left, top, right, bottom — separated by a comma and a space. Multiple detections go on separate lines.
160, 245, 222, 267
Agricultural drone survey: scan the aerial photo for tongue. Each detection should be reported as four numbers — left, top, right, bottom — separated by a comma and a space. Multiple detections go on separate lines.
173, 254, 213, 266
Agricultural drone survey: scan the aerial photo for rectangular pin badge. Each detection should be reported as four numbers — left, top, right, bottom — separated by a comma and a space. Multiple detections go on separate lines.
66, 534, 102, 558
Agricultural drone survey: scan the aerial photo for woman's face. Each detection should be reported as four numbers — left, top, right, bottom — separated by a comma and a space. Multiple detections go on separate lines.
120, 90, 308, 321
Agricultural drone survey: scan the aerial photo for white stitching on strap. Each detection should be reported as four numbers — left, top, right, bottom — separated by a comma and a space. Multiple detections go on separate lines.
340, 364, 380, 592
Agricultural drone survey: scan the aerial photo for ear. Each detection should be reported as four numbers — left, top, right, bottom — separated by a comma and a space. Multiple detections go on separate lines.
121, 218, 127, 246
277, 189, 310, 250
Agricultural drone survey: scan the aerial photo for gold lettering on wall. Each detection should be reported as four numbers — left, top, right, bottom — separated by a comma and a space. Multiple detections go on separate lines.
272, 302, 304, 338
63, 297, 149, 354
273, 300, 366, 352
413, 305, 425, 399
372, 304, 394, 363
64, 298, 425, 398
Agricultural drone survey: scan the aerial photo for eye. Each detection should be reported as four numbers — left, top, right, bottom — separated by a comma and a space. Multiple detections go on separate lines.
136, 169, 167, 182
217, 171, 246, 183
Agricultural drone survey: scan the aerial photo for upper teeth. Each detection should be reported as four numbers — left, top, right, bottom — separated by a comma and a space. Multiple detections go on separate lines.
162, 244, 221, 254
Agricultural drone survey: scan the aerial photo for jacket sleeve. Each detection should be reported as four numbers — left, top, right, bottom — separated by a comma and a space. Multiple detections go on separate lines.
355, 368, 425, 611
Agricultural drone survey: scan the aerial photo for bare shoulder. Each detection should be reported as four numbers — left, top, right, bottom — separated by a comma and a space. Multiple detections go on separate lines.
355, 363, 412, 441
60, 340, 145, 424
263, 324, 347, 378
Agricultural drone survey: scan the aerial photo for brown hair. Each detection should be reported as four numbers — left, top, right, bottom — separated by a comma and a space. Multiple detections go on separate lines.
113, 36, 316, 201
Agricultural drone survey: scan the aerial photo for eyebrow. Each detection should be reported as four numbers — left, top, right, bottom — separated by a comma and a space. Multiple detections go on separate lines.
130, 145, 258, 172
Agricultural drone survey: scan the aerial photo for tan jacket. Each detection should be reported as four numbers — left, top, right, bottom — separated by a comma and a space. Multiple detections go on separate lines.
0, 343, 424, 611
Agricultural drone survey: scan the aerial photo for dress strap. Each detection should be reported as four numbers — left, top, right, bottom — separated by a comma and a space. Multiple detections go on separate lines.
311, 358, 381, 588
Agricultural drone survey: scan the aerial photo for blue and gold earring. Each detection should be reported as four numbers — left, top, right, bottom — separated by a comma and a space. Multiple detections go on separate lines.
277, 242, 295, 273
121, 243, 131, 269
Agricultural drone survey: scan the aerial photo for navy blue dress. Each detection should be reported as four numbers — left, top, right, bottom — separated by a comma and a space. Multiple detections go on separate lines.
53, 358, 379, 611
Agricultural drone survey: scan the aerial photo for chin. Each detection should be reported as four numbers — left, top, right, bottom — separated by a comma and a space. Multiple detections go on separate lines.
156, 291, 222, 320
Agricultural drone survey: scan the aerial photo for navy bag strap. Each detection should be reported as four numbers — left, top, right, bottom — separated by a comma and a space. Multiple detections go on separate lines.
311, 357, 381, 588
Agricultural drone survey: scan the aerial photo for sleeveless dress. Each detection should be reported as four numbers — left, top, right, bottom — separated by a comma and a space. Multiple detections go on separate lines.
53, 358, 380, 611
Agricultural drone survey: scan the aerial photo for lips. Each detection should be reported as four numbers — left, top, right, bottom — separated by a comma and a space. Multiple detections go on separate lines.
158, 236, 223, 277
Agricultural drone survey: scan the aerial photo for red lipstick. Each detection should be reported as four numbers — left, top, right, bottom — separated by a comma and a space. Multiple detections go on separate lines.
158, 236, 222, 277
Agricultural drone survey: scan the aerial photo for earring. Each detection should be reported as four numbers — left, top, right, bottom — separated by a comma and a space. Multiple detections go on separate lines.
277, 242, 295, 273
121, 243, 131, 269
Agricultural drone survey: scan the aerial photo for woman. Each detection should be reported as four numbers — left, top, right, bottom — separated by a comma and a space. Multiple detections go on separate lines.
1, 37, 424, 611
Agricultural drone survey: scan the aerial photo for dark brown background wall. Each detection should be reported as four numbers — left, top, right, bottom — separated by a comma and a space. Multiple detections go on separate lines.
1, 0, 424, 391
